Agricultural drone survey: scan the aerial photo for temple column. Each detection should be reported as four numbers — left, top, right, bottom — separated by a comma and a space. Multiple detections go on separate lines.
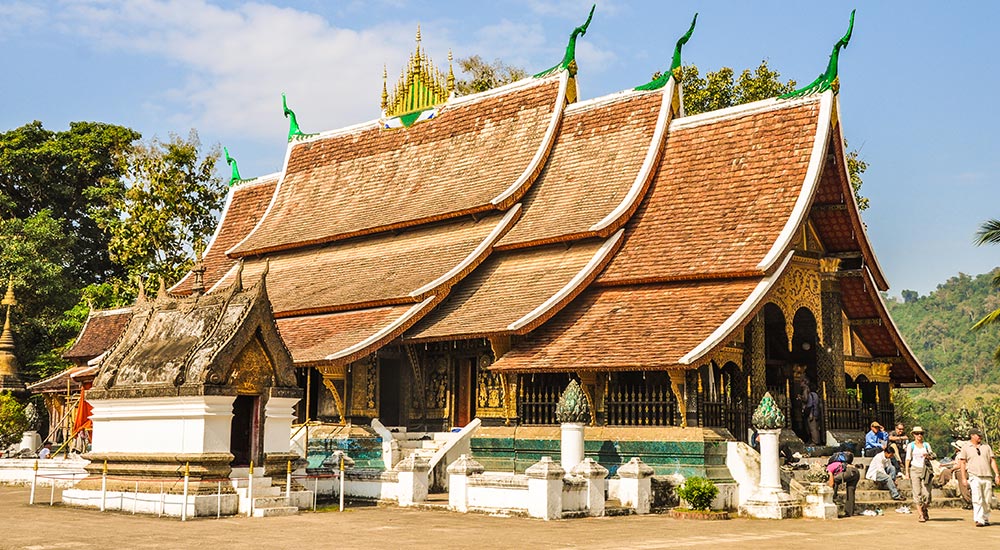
819, 258, 845, 394
668, 370, 689, 427
747, 312, 766, 398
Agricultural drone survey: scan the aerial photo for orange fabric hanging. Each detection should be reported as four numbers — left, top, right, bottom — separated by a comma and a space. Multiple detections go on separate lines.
72, 385, 93, 433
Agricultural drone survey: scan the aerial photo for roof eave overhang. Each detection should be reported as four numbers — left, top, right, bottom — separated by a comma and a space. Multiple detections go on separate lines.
860, 266, 935, 387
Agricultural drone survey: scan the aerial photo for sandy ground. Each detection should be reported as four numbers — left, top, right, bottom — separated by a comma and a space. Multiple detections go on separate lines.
2, 486, 999, 550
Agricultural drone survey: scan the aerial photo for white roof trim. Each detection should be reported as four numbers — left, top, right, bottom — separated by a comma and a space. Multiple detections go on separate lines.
589, 78, 674, 232
490, 70, 569, 207
831, 96, 889, 289
91, 307, 133, 316
327, 297, 436, 360
206, 263, 240, 295
227, 151, 296, 257
172, 173, 281, 291
564, 86, 654, 113
670, 93, 822, 132
408, 204, 522, 298
446, 73, 562, 109
507, 229, 624, 332
756, 91, 834, 272
679, 251, 795, 365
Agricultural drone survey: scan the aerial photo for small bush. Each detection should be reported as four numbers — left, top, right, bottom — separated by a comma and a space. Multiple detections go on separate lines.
676, 476, 718, 511
0, 393, 29, 450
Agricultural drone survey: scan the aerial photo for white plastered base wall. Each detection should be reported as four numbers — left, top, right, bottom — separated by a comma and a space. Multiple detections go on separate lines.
89, 396, 236, 454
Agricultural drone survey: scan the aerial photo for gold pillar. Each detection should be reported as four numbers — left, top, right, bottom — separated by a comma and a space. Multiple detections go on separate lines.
668, 370, 687, 428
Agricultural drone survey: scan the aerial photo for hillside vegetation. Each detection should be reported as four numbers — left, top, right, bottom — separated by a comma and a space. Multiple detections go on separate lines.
886, 269, 1000, 450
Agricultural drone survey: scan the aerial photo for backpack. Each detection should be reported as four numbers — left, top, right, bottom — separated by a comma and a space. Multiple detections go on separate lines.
828, 451, 854, 465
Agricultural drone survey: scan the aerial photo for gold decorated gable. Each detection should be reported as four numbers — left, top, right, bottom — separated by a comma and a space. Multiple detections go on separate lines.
227, 335, 274, 395
710, 346, 743, 369
845, 360, 890, 383
766, 256, 823, 347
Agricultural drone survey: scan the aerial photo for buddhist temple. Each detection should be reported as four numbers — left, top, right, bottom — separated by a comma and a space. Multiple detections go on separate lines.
59, 10, 931, 481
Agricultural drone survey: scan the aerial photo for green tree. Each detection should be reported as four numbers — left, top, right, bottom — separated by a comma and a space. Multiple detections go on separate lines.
0, 121, 140, 282
0, 212, 78, 378
88, 131, 225, 285
455, 55, 528, 96
0, 393, 29, 450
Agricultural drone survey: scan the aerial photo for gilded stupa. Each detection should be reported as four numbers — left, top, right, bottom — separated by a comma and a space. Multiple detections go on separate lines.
0, 276, 25, 393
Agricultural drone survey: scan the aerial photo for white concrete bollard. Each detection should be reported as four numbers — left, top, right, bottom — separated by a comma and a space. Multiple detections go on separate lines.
571, 458, 609, 517
396, 455, 431, 506
617, 457, 654, 514
526, 456, 565, 520
757, 428, 782, 492
447, 454, 484, 513
560, 422, 586, 472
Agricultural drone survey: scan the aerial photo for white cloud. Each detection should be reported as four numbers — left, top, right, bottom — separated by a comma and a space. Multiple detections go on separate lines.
0, 2, 45, 35
523, 0, 620, 19
51, 0, 422, 140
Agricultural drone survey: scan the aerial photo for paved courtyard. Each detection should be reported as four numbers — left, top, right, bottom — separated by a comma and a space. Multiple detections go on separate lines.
2, 486, 999, 550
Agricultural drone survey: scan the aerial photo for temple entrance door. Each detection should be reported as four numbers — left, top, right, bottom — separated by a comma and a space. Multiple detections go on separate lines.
230, 395, 259, 467
379, 358, 402, 427
455, 358, 475, 427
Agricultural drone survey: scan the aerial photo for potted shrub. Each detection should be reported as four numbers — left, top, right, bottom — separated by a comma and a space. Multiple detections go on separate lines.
670, 476, 729, 520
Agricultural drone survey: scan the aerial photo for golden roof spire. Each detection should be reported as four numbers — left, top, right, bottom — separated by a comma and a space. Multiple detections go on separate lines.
0, 275, 25, 392
447, 49, 455, 95
381, 25, 452, 121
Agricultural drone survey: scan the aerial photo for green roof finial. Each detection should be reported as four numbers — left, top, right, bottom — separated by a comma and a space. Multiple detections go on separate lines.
534, 4, 595, 78
282, 92, 306, 141
635, 13, 697, 91
780, 9, 855, 99
224, 147, 241, 187
751, 392, 786, 430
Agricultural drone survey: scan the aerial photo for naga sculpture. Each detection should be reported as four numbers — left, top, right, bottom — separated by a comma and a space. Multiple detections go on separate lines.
780, 9, 855, 98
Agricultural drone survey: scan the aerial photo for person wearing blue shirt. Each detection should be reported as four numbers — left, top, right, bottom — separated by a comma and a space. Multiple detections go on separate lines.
863, 422, 888, 457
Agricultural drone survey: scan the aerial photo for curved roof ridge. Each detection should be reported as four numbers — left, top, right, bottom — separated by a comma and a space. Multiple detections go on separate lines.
756, 90, 834, 272
671, 93, 822, 131
564, 86, 658, 113
678, 251, 795, 365
829, 101, 890, 290
446, 72, 564, 109
589, 78, 675, 233
859, 267, 934, 387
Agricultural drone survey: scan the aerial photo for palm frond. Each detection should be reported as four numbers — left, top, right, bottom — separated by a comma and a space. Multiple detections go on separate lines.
972, 306, 1000, 331
975, 219, 1000, 246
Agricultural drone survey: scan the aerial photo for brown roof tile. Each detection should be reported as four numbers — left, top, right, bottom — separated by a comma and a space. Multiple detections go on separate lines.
497, 91, 665, 249
230, 77, 564, 256
217, 211, 517, 316
277, 300, 436, 365
490, 278, 761, 372
405, 233, 621, 341
63, 308, 133, 361
172, 176, 278, 295
597, 98, 821, 285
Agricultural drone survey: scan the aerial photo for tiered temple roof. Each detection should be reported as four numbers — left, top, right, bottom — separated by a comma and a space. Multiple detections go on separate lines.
66, 14, 932, 389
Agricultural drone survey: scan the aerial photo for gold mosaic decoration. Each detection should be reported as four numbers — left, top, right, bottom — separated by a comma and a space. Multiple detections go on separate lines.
476, 355, 505, 418
844, 360, 891, 383
767, 257, 823, 348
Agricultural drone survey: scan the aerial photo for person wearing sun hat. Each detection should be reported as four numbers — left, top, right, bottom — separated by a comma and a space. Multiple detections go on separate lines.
958, 428, 1000, 527
905, 426, 934, 522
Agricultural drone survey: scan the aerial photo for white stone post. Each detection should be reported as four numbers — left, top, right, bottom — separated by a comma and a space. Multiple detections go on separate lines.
525, 456, 565, 520
741, 392, 802, 519
447, 454, 484, 513
263, 396, 300, 454
617, 457, 654, 514
396, 455, 431, 507
571, 458, 609, 517
560, 422, 585, 471
757, 428, 782, 492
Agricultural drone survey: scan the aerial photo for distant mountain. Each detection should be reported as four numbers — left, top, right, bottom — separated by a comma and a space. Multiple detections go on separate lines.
885, 269, 1000, 394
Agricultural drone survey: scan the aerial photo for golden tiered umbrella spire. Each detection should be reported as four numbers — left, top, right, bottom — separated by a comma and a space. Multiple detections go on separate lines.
0, 275, 25, 393
382, 25, 454, 118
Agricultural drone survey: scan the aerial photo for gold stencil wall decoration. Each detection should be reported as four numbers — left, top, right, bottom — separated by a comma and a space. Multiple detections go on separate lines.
424, 355, 450, 417
227, 335, 274, 395
350, 357, 378, 417
768, 258, 823, 347
476, 355, 504, 418
844, 360, 891, 383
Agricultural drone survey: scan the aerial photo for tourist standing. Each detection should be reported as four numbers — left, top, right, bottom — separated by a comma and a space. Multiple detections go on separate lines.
863, 422, 888, 457
866, 446, 904, 500
904, 427, 934, 522
802, 383, 821, 445
957, 429, 1000, 527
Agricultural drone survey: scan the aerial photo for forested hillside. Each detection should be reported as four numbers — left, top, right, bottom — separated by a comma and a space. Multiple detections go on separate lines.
886, 269, 1000, 449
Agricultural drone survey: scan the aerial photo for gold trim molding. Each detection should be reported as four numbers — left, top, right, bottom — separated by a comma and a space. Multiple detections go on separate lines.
768, 258, 823, 347
844, 360, 891, 383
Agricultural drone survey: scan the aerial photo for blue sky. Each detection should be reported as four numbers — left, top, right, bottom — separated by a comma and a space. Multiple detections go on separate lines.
1, 1, 997, 297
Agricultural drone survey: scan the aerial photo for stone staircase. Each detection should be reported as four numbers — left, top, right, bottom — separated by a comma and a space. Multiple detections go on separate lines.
230, 470, 314, 518
392, 429, 454, 466
791, 456, 967, 515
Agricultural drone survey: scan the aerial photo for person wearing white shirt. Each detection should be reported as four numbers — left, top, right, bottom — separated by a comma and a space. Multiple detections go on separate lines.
866, 446, 903, 500
37, 442, 52, 460
905, 426, 934, 522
